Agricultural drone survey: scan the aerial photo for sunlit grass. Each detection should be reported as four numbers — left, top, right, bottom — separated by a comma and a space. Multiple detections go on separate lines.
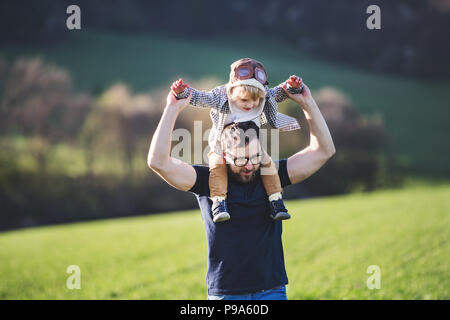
0, 184, 448, 299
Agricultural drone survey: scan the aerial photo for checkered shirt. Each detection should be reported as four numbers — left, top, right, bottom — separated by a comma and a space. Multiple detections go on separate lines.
175, 82, 302, 152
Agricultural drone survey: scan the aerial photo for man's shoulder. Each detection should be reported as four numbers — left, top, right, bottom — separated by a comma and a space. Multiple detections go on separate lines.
188, 165, 210, 196
275, 159, 291, 188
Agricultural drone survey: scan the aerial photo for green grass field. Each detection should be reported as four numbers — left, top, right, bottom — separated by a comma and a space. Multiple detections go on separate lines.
0, 184, 448, 300
3, 31, 450, 176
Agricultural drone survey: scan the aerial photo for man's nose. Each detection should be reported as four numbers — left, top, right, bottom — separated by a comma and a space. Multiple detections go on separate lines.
244, 162, 253, 170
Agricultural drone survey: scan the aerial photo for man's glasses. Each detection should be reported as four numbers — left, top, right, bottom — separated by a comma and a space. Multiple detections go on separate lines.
226, 153, 262, 167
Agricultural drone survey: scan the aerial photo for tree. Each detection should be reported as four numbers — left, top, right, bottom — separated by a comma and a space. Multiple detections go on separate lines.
0, 57, 91, 174
305, 87, 394, 194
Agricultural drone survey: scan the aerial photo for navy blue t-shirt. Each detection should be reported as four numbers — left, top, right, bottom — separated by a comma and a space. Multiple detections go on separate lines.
189, 159, 292, 295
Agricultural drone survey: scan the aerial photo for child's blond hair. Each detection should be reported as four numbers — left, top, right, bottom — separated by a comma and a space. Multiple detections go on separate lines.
229, 85, 266, 101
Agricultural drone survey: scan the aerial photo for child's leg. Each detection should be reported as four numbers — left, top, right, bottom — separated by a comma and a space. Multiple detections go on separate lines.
261, 150, 291, 221
208, 150, 230, 222
260, 151, 282, 200
208, 150, 228, 200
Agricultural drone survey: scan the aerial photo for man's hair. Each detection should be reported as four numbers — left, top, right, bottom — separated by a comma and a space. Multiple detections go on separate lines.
221, 121, 260, 152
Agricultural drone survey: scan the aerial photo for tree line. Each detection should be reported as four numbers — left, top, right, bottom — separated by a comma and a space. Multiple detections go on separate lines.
1, 0, 449, 79
0, 56, 398, 230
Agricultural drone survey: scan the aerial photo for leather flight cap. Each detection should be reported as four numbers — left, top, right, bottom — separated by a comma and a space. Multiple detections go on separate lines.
229, 58, 269, 86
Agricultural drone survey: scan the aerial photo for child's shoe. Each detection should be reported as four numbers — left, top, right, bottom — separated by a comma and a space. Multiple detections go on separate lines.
269, 198, 291, 221
212, 198, 231, 223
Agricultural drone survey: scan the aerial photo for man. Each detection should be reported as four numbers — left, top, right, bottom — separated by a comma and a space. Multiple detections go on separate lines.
148, 82, 335, 300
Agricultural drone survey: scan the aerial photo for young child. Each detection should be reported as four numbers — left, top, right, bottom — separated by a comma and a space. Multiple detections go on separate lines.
171, 58, 303, 223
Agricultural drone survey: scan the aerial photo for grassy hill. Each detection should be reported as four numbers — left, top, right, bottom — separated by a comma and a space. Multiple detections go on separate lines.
3, 31, 450, 177
0, 183, 448, 299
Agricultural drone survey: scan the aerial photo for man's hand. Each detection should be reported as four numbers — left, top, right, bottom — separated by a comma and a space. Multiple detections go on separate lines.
166, 88, 192, 113
171, 78, 190, 95
286, 75, 303, 88
282, 81, 313, 108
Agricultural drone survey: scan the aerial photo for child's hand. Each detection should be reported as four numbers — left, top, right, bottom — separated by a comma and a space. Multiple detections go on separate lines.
171, 78, 190, 95
287, 75, 302, 88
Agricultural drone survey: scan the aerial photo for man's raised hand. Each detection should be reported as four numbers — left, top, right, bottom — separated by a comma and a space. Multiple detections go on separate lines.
282, 81, 313, 108
166, 89, 192, 112
171, 78, 190, 95
287, 75, 303, 88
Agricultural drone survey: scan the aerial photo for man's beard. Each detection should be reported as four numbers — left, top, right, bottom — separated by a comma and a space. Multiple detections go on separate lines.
227, 165, 260, 184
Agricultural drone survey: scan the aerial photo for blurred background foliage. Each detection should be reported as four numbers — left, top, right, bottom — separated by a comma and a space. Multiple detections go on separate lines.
0, 0, 449, 230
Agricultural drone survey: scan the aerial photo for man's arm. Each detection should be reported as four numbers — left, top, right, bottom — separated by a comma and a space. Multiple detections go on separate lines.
284, 83, 336, 185
147, 91, 197, 192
